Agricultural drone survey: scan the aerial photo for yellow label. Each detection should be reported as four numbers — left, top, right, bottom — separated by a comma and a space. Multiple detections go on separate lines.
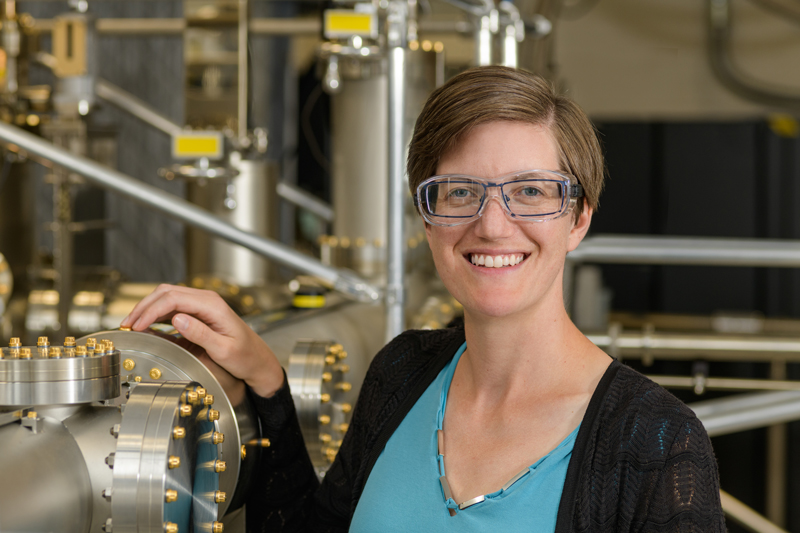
172, 132, 223, 159
324, 10, 375, 38
293, 294, 326, 309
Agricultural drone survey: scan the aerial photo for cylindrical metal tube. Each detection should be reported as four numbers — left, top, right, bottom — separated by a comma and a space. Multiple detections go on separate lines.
95, 78, 182, 136
691, 391, 800, 437
571, 235, 800, 268
276, 182, 334, 222
720, 490, 789, 533
385, 10, 407, 342
476, 13, 494, 65
0, 122, 380, 301
238, 0, 249, 144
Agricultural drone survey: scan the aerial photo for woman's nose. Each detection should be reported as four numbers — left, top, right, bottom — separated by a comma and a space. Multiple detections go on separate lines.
474, 196, 515, 238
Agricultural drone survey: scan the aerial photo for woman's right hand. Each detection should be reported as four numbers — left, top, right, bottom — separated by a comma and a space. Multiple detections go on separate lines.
120, 284, 285, 398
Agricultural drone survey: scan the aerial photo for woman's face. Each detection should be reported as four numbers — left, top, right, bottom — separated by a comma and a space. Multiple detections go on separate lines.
425, 121, 592, 320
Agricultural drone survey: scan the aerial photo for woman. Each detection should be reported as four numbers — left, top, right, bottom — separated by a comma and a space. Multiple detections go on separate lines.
123, 66, 725, 532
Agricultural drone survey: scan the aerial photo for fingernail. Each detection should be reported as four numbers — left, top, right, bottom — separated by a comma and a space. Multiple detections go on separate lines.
132, 318, 141, 331
173, 314, 188, 331
120, 316, 130, 327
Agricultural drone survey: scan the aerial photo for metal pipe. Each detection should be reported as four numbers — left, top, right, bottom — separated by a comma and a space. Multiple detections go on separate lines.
237, 0, 249, 145
689, 390, 800, 436
720, 490, 789, 533
0, 122, 381, 302
571, 235, 800, 268
385, 2, 408, 342
95, 78, 182, 136
588, 330, 800, 362
650, 375, 800, 392
707, 0, 800, 112
276, 182, 334, 222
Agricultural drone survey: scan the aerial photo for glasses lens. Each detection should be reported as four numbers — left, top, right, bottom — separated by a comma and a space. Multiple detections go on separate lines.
502, 179, 566, 217
423, 178, 483, 219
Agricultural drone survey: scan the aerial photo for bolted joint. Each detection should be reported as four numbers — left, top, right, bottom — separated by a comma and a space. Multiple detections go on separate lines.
102, 487, 113, 500
212, 522, 224, 533
165, 489, 178, 503
168, 456, 180, 469
105, 453, 115, 468
203, 394, 214, 406
214, 460, 227, 473
164, 523, 178, 533
173, 426, 186, 439
110, 424, 120, 438
102, 518, 113, 532
212, 431, 225, 445
214, 490, 226, 504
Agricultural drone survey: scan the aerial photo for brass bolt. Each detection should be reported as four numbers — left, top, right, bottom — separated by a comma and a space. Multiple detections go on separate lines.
212, 432, 225, 445
168, 456, 180, 469
327, 343, 343, 356
335, 382, 352, 392
325, 447, 338, 463
179, 405, 192, 417
320, 393, 331, 403
76, 346, 87, 357
337, 351, 348, 360
49, 346, 62, 358
319, 414, 331, 425
246, 438, 271, 448
37, 336, 49, 347
19, 348, 31, 359
9, 337, 20, 348
196, 387, 207, 399
212, 522, 224, 533
203, 394, 214, 406
149, 368, 162, 380
338, 423, 349, 433
134, 376, 142, 382
324, 355, 336, 365
241, 445, 246, 460
322, 372, 332, 382
123, 359, 136, 371
207, 409, 220, 421
214, 490, 226, 503
185, 391, 199, 404
340, 403, 352, 414
119, 325, 132, 331
164, 523, 178, 533
173, 426, 186, 439
27, 411, 37, 419
334, 364, 350, 373
214, 460, 226, 473
86, 338, 97, 348
320, 433, 332, 444
104, 341, 115, 352
64, 337, 76, 347
165, 489, 178, 503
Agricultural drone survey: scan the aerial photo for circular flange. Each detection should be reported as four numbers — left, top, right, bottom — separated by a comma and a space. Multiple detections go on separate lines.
111, 381, 221, 533
79, 330, 257, 516
288, 340, 352, 471
0, 345, 120, 405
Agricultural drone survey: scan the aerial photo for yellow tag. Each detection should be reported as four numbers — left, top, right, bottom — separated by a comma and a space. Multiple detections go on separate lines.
293, 294, 326, 309
324, 10, 376, 39
172, 132, 224, 160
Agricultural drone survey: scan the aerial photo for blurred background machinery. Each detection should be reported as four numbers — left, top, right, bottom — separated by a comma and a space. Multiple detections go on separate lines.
0, 0, 798, 531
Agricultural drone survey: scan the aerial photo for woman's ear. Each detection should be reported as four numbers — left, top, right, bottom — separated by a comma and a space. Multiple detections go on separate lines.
567, 206, 593, 252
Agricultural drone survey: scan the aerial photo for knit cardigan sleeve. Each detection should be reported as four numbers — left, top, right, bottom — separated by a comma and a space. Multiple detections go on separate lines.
567, 364, 726, 532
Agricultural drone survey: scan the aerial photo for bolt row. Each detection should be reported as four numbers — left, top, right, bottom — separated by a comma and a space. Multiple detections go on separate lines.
0, 337, 116, 359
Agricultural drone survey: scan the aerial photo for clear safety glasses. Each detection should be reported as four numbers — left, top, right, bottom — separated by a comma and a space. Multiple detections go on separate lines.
414, 169, 584, 227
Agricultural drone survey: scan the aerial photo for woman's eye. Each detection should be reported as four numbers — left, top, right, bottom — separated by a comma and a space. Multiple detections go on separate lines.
447, 188, 473, 198
520, 187, 541, 197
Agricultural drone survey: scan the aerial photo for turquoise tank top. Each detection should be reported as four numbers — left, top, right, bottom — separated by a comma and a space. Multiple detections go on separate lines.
350, 342, 578, 532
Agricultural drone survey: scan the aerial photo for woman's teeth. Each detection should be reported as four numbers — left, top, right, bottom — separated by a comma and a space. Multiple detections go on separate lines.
470, 254, 524, 268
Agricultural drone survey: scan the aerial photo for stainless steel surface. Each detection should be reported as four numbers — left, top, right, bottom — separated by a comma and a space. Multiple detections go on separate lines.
720, 490, 789, 533
0, 415, 93, 533
276, 181, 335, 222
112, 381, 219, 533
386, 3, 407, 342
238, 0, 249, 144
80, 330, 256, 515
690, 391, 800, 437
0, 348, 120, 405
651, 375, 800, 391
287, 340, 352, 473
0, 122, 381, 302
571, 235, 800, 267
96, 78, 183, 136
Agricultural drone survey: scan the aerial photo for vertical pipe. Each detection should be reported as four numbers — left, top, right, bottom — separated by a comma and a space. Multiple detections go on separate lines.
767, 360, 787, 527
386, 2, 408, 342
238, 0, 249, 144
476, 13, 493, 66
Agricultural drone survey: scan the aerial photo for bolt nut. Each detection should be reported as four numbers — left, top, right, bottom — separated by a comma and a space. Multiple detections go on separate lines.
110, 424, 120, 438
19, 348, 31, 359
86, 337, 97, 347
324, 355, 336, 365
241, 445, 246, 460
168, 456, 180, 469
106, 453, 115, 468
8, 337, 20, 348
334, 364, 350, 373
103, 518, 113, 532
320, 433, 332, 444
165, 489, 178, 503
119, 326, 132, 331
76, 346, 87, 357
207, 409, 220, 421
64, 336, 76, 347
102, 487, 112, 500
196, 387, 207, 399
340, 403, 352, 414
185, 391, 199, 404
247, 438, 271, 448
48, 347, 62, 358
320, 393, 331, 403
322, 372, 332, 382
203, 394, 214, 406
179, 404, 193, 417
123, 359, 136, 371
26, 411, 37, 419
164, 523, 178, 533
214, 460, 227, 473
37, 336, 49, 347
149, 368, 162, 380
338, 423, 349, 433
212, 431, 225, 445
319, 415, 331, 425
173, 426, 186, 439
214, 490, 226, 503
337, 351, 348, 360
212, 522, 224, 533
327, 343, 343, 356
335, 382, 352, 392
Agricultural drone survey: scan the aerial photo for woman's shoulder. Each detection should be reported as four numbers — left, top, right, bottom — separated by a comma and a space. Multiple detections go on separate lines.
365, 326, 466, 383
592, 361, 712, 462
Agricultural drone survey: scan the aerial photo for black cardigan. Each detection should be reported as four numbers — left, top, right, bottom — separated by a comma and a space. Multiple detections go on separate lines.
246, 326, 726, 532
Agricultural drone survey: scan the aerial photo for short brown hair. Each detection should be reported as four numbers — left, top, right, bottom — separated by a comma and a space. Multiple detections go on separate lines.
407, 66, 604, 218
